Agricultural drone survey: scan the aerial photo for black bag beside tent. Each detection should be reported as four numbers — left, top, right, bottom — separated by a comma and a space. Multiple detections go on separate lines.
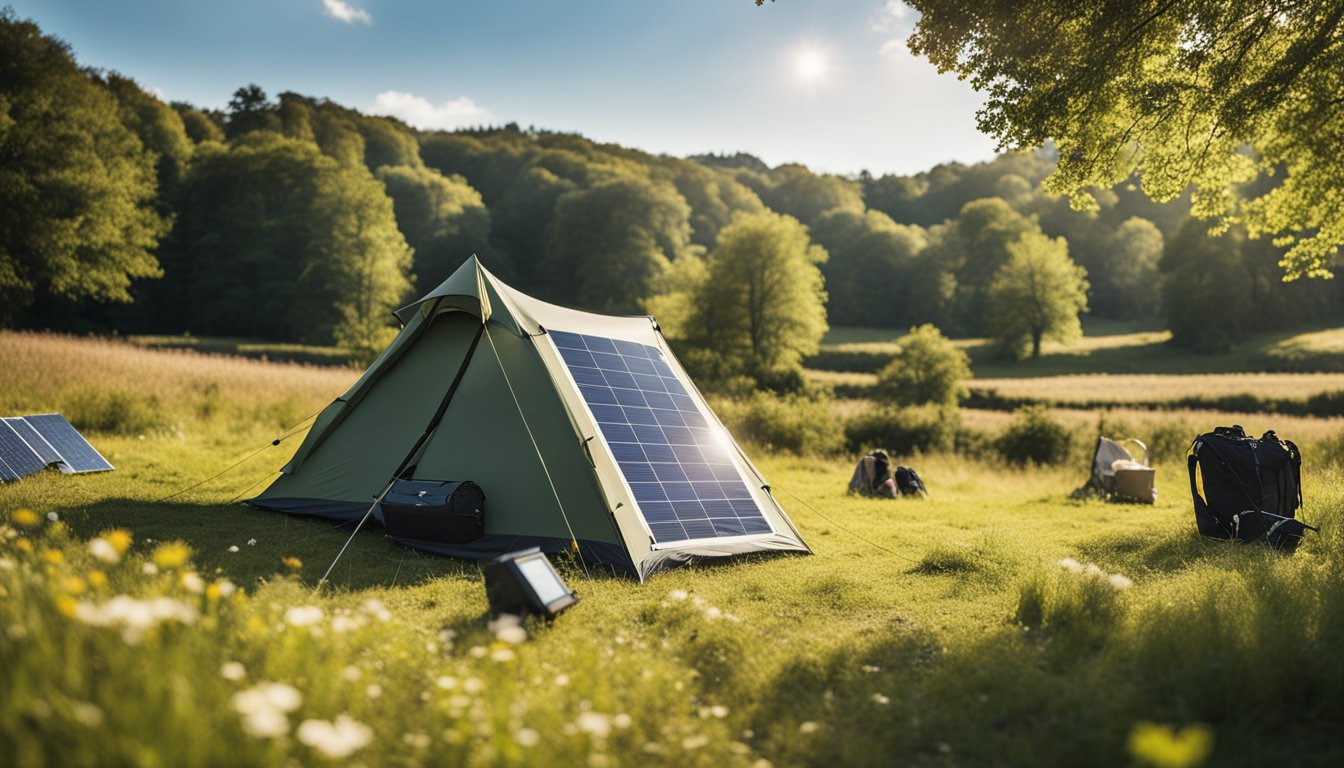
381, 480, 486, 545
1187, 425, 1316, 551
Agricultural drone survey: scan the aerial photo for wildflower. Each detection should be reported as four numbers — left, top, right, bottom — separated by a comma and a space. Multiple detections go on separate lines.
296, 714, 374, 758
63, 576, 88, 595
1109, 573, 1134, 589
799, 721, 820, 734
495, 625, 527, 645
402, 732, 431, 749
284, 605, 324, 627
0, 557, 13, 570
1128, 721, 1213, 768
141, 563, 158, 576
1058, 558, 1083, 572
102, 529, 132, 555
152, 541, 191, 570
872, 693, 890, 705
207, 579, 237, 601
89, 538, 120, 565
362, 598, 391, 621
241, 708, 290, 738
12, 508, 39, 527
577, 711, 612, 738
435, 676, 457, 690
247, 538, 257, 546
87, 570, 107, 589
365, 684, 382, 699
232, 682, 302, 716
862, 664, 881, 673
15, 538, 32, 553
682, 734, 709, 749
228, 545, 239, 553
462, 677, 484, 694
56, 596, 78, 617
614, 713, 632, 728
668, 589, 688, 601
221, 662, 247, 681
41, 549, 64, 565
280, 556, 302, 572
181, 572, 205, 594
555, 673, 570, 686
514, 728, 541, 747
46, 512, 59, 523
331, 615, 364, 633
709, 705, 728, 718
342, 666, 362, 682
490, 646, 516, 662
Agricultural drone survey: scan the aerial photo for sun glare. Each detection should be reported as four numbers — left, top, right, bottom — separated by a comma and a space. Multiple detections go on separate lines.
795, 46, 828, 85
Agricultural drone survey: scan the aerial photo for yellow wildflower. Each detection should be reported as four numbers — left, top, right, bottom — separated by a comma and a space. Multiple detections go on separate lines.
1129, 721, 1214, 768
87, 570, 108, 589
152, 541, 192, 570
16, 538, 32, 553
42, 549, 64, 566
206, 582, 222, 602
102, 529, 133, 555
64, 576, 88, 595
55, 596, 77, 618
12, 508, 40, 527
281, 556, 303, 572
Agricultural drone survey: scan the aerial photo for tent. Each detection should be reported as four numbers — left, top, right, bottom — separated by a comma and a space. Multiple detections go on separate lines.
249, 257, 810, 581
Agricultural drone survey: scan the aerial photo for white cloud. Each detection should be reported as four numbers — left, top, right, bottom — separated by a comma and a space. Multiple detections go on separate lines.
872, 1, 913, 33
323, 0, 372, 25
369, 90, 493, 131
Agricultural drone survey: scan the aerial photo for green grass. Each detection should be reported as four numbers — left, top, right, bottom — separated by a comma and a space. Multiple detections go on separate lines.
3, 333, 1343, 767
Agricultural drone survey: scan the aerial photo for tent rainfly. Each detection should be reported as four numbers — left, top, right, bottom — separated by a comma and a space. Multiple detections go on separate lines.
249, 257, 810, 581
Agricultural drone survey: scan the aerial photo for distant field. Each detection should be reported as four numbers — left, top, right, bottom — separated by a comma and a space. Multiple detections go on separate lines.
127, 335, 354, 367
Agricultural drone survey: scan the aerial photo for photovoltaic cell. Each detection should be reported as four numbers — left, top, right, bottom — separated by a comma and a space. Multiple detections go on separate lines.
0, 421, 48, 479
550, 330, 772, 544
23, 414, 114, 473
2, 417, 62, 466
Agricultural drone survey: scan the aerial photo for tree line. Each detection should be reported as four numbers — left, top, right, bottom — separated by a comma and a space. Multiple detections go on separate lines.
3, 9, 1341, 389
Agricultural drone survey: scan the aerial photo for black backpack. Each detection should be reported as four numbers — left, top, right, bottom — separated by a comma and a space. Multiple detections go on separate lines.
1187, 425, 1315, 551
894, 466, 928, 498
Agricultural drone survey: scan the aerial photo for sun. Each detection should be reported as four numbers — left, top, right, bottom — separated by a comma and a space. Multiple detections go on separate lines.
794, 45, 829, 85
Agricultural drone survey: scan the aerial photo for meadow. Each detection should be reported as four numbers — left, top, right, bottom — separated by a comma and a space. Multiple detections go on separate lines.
2, 330, 1343, 767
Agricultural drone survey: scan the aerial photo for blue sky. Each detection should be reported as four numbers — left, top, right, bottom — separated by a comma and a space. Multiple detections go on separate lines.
15, 0, 998, 177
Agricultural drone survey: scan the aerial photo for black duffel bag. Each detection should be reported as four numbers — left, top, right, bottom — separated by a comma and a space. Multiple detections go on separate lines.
1187, 425, 1316, 551
381, 479, 485, 544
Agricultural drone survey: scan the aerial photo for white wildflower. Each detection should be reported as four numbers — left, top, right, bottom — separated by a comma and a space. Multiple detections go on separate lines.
342, 665, 362, 682
799, 721, 820, 734
514, 728, 541, 747
47, 512, 59, 523
331, 615, 364, 633
362, 598, 391, 622
402, 732, 431, 749
435, 675, 457, 690
181, 572, 205, 594
555, 673, 570, 686
141, 563, 159, 576
490, 647, 516, 662
872, 693, 890, 705
240, 708, 289, 738
577, 711, 612, 738
88, 538, 120, 564
297, 715, 374, 758
1108, 573, 1134, 589
221, 661, 247, 681
668, 589, 688, 601
462, 677, 484, 694
1058, 558, 1083, 572
228, 545, 239, 553
365, 683, 382, 699
247, 538, 257, 546
614, 713, 632, 729
495, 624, 527, 645
710, 705, 728, 718
682, 734, 709, 749
214, 579, 237, 598
232, 682, 302, 715
284, 605, 324, 627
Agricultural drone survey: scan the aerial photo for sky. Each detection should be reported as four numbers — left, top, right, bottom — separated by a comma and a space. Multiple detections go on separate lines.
13, 0, 999, 177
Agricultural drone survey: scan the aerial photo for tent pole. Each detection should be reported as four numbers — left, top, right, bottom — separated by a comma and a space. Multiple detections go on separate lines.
315, 480, 395, 591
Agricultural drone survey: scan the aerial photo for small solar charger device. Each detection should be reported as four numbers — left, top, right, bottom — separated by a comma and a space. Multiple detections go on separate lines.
481, 547, 579, 620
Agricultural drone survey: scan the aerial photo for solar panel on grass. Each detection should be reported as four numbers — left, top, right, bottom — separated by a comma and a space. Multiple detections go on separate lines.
2, 417, 63, 467
0, 421, 49, 479
549, 330, 773, 545
23, 414, 114, 473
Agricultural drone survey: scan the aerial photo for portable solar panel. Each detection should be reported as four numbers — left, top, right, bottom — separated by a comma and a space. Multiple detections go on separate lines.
549, 330, 773, 545
22, 414, 114, 474
2, 417, 63, 467
0, 420, 51, 480
0, 455, 19, 482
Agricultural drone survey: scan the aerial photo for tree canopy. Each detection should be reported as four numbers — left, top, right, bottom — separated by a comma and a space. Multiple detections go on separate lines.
985, 230, 1089, 358
907, 0, 1344, 278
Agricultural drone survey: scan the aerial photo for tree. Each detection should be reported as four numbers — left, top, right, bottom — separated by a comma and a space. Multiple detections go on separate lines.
745, 163, 864, 227
681, 211, 828, 387
810, 208, 927, 327
538, 175, 694, 313
0, 10, 167, 323
376, 164, 500, 292
874, 324, 970, 408
907, 0, 1344, 278
985, 231, 1089, 358
1093, 217, 1164, 321
225, 84, 278, 138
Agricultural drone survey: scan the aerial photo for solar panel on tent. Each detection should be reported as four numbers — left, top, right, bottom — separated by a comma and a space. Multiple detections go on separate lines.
0, 420, 50, 480
548, 330, 773, 544
23, 414, 114, 473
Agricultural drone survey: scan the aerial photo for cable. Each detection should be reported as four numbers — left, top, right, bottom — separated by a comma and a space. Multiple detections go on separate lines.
773, 484, 921, 566
484, 326, 595, 584
154, 410, 321, 502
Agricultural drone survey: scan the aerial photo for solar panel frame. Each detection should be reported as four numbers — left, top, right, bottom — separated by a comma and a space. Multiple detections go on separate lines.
0, 454, 19, 482
0, 420, 49, 480
547, 330, 775, 547
22, 414, 114, 473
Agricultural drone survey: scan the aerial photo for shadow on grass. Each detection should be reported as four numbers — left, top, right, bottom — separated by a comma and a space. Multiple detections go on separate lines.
51, 498, 483, 591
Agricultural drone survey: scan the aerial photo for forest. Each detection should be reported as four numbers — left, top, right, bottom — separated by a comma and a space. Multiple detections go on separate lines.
4, 8, 1343, 387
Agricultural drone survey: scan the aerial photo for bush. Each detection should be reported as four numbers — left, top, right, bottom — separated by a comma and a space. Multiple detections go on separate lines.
717, 390, 844, 456
996, 406, 1072, 465
874, 324, 970, 408
843, 405, 959, 455
64, 387, 171, 435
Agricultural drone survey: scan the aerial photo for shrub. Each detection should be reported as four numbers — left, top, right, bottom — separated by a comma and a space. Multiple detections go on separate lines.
996, 406, 1071, 465
718, 390, 843, 456
874, 324, 970, 408
64, 387, 171, 435
844, 404, 958, 455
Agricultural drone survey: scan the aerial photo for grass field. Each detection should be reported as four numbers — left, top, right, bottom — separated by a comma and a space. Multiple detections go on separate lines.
3, 331, 1343, 767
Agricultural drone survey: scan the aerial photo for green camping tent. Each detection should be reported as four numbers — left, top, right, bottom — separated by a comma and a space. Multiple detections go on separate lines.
249, 257, 810, 581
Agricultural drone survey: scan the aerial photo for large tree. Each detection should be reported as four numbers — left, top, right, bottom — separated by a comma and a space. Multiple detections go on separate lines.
906, 0, 1344, 279
0, 10, 168, 323
985, 231, 1089, 358
377, 164, 500, 292
680, 211, 828, 386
